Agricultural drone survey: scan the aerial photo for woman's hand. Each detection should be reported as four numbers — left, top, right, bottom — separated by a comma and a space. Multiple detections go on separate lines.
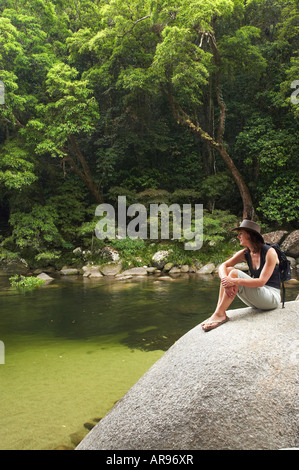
221, 276, 237, 288
224, 285, 238, 298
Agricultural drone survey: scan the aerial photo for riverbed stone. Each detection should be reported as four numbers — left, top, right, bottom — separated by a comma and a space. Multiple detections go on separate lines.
76, 301, 299, 450
36, 272, 54, 281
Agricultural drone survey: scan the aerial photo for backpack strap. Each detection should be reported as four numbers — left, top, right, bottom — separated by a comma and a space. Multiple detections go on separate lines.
282, 282, 286, 309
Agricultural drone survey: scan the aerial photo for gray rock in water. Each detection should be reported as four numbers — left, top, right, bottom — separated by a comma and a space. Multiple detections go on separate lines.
36, 272, 54, 281
76, 301, 299, 451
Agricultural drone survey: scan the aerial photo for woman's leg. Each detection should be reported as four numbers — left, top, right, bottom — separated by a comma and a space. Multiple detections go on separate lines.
202, 268, 238, 330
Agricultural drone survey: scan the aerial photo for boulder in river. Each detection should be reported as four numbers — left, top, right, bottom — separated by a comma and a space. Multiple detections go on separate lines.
76, 301, 298, 450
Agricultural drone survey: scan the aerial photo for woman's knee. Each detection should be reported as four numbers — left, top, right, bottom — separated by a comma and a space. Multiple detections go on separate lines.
228, 268, 239, 278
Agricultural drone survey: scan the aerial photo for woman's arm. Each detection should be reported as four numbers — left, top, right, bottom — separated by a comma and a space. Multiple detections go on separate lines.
222, 248, 278, 288
218, 249, 247, 278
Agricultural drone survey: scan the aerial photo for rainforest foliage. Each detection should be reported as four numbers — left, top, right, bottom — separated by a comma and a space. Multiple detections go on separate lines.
0, 0, 298, 264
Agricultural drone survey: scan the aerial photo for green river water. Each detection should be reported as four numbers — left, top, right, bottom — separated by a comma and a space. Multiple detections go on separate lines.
0, 274, 297, 450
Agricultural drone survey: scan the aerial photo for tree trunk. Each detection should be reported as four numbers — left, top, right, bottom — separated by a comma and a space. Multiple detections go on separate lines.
167, 92, 254, 220
65, 135, 103, 204
166, 30, 255, 221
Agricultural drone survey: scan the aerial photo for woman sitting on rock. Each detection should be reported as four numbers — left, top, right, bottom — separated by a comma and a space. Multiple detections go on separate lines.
202, 220, 281, 332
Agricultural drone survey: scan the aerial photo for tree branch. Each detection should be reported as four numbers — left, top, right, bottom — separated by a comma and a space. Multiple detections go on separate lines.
120, 15, 151, 38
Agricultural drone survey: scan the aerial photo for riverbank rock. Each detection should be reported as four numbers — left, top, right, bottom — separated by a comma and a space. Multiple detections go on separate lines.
281, 231, 299, 258
100, 264, 122, 276
197, 263, 215, 274
234, 262, 249, 272
60, 268, 79, 276
120, 267, 148, 276
163, 262, 174, 272
151, 251, 169, 270
76, 301, 298, 450
169, 266, 181, 274
263, 231, 288, 244
0, 257, 29, 275
82, 265, 102, 278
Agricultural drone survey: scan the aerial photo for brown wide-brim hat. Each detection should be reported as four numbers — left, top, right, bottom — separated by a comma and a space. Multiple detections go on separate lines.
232, 219, 264, 243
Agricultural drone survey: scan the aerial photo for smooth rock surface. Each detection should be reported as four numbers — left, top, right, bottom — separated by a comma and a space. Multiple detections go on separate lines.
76, 301, 299, 451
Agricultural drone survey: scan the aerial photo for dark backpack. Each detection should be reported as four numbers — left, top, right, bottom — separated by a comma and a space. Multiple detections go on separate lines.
265, 243, 291, 308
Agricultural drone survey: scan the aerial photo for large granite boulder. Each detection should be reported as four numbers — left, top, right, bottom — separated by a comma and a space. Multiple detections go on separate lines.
76, 301, 298, 451
263, 231, 288, 245
281, 231, 299, 258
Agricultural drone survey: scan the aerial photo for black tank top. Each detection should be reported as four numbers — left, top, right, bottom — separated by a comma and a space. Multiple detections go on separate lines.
244, 244, 281, 290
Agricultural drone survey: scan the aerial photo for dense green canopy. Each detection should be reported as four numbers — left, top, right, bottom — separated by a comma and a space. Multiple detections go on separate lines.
0, 0, 298, 262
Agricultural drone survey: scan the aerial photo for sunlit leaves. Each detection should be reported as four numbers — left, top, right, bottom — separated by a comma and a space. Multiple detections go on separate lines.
27, 62, 100, 157
0, 142, 37, 189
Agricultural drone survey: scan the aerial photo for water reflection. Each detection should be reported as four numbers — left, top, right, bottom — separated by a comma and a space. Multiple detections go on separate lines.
0, 274, 298, 450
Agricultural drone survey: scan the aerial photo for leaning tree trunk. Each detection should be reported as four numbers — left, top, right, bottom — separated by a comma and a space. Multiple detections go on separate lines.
166, 31, 254, 221
64, 134, 103, 204
169, 104, 254, 220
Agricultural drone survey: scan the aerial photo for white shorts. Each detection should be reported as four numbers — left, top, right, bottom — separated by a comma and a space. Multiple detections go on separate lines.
236, 270, 281, 310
